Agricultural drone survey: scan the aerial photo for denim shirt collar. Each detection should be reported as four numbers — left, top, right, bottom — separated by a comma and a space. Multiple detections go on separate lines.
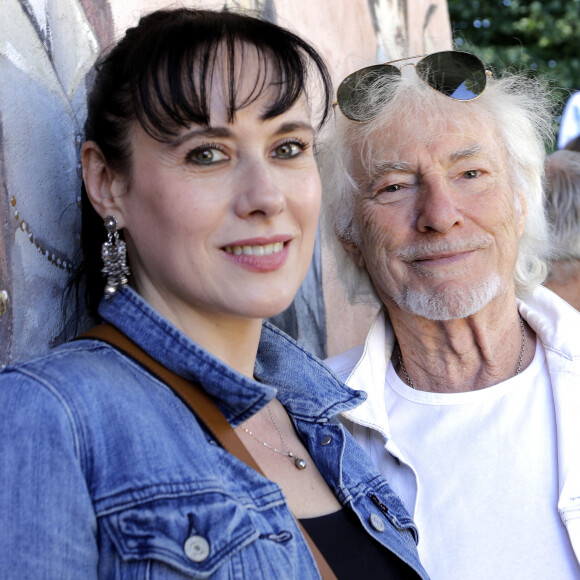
98, 287, 366, 427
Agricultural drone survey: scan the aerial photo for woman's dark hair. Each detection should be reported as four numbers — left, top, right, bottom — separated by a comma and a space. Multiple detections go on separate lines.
76, 7, 333, 319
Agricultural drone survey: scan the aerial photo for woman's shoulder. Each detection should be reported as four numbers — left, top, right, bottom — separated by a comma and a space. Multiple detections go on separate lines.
0, 341, 122, 464
0, 338, 196, 459
0, 338, 149, 415
2, 337, 120, 381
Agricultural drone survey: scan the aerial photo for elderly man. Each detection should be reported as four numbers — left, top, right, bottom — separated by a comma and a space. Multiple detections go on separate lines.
323, 51, 580, 579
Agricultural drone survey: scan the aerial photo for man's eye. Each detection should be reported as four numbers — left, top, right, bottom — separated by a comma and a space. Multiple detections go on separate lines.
187, 146, 227, 165
464, 169, 480, 179
380, 184, 404, 193
371, 180, 414, 204
273, 140, 307, 159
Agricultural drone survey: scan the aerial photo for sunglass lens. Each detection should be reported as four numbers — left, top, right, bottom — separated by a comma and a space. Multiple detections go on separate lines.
337, 64, 399, 121
416, 51, 487, 101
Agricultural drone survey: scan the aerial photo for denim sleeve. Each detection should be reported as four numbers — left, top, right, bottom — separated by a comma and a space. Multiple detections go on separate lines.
0, 370, 98, 578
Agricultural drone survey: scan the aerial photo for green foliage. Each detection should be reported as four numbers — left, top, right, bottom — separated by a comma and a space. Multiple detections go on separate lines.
447, 0, 580, 145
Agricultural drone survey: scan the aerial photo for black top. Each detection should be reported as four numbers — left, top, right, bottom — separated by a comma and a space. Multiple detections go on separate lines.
300, 509, 420, 579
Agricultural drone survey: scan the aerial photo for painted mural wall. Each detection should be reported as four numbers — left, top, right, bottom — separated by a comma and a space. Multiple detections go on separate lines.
0, 0, 451, 366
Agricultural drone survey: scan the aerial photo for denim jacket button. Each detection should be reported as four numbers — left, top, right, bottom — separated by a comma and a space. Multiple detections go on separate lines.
184, 535, 210, 562
369, 513, 386, 533
321, 436, 332, 446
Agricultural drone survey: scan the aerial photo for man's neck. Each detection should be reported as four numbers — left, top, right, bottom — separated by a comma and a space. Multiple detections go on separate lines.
387, 296, 535, 393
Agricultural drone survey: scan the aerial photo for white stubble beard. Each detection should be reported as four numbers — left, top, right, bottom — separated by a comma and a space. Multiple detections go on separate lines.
393, 274, 503, 320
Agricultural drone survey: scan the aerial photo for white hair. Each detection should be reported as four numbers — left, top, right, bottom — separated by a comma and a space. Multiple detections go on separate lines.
320, 65, 555, 303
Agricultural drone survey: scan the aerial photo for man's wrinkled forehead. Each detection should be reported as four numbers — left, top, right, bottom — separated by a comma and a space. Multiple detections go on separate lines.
365, 144, 484, 177
352, 104, 499, 175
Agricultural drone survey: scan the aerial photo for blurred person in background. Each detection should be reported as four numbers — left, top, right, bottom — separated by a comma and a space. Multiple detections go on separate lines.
544, 149, 580, 310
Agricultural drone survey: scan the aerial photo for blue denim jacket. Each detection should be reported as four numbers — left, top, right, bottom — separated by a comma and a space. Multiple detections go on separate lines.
0, 287, 428, 579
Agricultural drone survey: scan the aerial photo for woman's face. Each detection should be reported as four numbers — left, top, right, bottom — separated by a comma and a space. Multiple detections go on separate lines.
108, 61, 321, 333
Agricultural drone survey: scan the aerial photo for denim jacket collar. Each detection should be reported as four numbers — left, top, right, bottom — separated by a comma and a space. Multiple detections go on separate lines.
99, 287, 366, 427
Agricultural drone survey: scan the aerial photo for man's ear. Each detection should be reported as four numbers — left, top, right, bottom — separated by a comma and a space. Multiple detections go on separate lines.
335, 226, 366, 269
81, 141, 127, 226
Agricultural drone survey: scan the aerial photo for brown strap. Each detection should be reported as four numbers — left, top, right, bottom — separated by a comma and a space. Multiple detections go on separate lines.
78, 324, 338, 580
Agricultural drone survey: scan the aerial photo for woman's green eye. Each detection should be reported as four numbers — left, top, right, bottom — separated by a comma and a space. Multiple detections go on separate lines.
273, 141, 304, 158
188, 146, 227, 165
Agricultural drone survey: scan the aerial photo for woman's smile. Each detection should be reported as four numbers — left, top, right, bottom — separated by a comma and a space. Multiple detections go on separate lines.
222, 238, 291, 272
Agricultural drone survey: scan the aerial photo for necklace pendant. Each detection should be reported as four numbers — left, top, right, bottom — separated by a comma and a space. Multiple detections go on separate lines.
294, 457, 307, 470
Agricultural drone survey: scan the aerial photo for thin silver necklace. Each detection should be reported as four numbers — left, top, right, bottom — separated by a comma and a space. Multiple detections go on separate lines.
397, 315, 526, 390
240, 406, 307, 470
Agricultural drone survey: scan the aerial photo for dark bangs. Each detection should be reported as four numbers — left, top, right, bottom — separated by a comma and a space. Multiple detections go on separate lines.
121, 9, 332, 140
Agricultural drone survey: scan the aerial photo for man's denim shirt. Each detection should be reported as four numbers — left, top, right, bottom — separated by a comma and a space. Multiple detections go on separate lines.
0, 287, 428, 579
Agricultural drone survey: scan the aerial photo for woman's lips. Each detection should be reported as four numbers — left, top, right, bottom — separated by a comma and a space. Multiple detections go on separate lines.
221, 238, 291, 272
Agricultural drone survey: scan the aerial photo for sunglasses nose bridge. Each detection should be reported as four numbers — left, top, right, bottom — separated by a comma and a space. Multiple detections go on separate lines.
398, 61, 418, 78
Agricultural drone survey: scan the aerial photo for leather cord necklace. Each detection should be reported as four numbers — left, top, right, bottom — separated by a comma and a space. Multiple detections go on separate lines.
397, 314, 526, 390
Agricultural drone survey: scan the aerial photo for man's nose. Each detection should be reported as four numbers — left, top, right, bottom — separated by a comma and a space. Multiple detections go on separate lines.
416, 178, 464, 233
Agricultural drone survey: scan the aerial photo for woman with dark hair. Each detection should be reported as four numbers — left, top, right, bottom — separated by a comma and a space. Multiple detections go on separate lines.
0, 8, 428, 580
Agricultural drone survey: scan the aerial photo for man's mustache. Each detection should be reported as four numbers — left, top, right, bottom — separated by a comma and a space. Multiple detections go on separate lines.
397, 238, 491, 262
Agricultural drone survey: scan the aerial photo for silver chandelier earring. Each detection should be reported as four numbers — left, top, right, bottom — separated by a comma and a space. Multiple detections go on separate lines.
101, 215, 130, 297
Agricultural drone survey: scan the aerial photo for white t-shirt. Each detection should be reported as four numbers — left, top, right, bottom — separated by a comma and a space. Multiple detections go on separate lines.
385, 339, 580, 579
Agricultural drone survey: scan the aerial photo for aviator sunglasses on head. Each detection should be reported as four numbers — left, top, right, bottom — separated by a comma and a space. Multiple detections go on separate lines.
335, 50, 490, 122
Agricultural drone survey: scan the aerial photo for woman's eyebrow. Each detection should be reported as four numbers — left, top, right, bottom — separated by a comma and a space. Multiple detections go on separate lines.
167, 126, 233, 148
166, 121, 313, 148
270, 121, 314, 135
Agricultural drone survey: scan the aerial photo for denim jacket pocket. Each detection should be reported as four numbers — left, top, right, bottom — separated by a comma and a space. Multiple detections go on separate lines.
100, 486, 260, 578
